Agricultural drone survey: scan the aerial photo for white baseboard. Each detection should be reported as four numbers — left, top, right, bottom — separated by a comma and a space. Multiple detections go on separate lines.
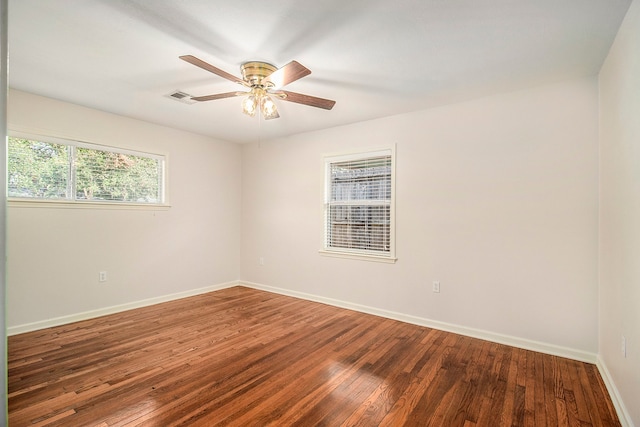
596, 357, 635, 427
239, 280, 598, 364
7, 280, 240, 336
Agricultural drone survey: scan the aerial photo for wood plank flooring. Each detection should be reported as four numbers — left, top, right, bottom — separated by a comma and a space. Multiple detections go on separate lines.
8, 286, 620, 426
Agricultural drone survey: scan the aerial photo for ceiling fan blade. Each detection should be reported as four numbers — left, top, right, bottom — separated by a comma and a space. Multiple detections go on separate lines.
262, 61, 311, 88
191, 91, 245, 102
180, 55, 247, 86
277, 90, 336, 110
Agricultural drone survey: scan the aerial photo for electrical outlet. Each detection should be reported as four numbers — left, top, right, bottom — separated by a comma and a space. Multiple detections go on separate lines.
432, 281, 440, 293
622, 335, 626, 358
99, 271, 107, 282
259, 257, 265, 266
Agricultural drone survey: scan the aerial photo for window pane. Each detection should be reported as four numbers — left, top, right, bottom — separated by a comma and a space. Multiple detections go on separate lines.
7, 137, 70, 199
8, 135, 165, 205
330, 156, 391, 202
328, 205, 390, 252
325, 152, 393, 256
75, 147, 161, 203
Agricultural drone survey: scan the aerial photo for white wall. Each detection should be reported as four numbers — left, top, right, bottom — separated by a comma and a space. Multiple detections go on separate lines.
599, 0, 640, 424
241, 77, 600, 356
7, 89, 242, 330
1, 0, 8, 421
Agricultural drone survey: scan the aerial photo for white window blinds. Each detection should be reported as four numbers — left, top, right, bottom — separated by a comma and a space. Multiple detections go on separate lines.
324, 149, 394, 258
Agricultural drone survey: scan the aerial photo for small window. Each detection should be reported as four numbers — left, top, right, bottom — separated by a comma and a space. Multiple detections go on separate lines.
8, 135, 165, 205
322, 148, 396, 262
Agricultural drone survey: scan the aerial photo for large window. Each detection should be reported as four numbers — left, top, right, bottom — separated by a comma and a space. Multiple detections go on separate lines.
8, 135, 165, 205
322, 148, 396, 262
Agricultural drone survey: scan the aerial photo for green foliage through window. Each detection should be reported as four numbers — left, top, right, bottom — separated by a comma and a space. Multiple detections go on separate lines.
8, 136, 164, 204
8, 138, 70, 199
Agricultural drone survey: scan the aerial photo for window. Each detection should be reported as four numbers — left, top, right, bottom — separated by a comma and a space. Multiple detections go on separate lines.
8, 135, 165, 205
322, 148, 396, 262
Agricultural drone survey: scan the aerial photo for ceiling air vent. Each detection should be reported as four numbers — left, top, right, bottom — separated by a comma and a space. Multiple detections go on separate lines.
165, 90, 197, 105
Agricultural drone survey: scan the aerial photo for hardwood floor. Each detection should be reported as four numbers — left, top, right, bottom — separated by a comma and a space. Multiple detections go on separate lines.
9, 286, 620, 426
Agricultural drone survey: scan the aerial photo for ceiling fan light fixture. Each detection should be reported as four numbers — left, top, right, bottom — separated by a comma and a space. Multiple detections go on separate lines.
180, 55, 335, 119
241, 95, 258, 117
261, 95, 279, 120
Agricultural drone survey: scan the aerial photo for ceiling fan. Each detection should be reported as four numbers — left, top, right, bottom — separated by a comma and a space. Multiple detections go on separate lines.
179, 55, 336, 120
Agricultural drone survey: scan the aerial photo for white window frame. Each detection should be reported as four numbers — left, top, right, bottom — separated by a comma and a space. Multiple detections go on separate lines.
320, 146, 397, 263
7, 131, 169, 209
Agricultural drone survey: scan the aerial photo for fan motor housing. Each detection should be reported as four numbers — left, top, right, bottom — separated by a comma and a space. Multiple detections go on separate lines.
241, 61, 277, 87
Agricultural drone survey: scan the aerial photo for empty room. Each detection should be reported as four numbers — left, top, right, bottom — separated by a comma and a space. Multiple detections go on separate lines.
2, 0, 639, 426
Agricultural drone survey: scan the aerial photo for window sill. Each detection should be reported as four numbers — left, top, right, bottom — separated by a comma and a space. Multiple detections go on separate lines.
7, 198, 171, 210
319, 249, 397, 264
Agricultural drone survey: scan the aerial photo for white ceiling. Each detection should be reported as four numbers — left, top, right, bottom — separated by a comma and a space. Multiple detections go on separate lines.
8, 0, 632, 144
